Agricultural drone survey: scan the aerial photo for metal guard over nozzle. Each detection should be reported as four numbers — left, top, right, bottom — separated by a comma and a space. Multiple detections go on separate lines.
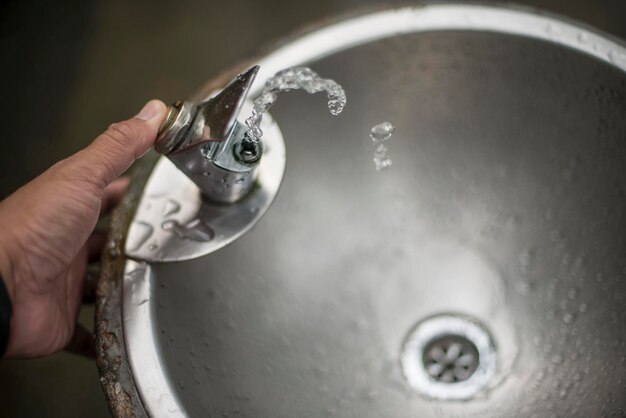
154, 66, 261, 203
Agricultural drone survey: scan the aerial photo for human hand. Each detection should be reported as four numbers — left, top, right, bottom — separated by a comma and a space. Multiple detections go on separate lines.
0, 100, 167, 358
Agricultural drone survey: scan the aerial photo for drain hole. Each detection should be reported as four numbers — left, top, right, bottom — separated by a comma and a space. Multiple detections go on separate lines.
401, 314, 497, 400
422, 335, 479, 383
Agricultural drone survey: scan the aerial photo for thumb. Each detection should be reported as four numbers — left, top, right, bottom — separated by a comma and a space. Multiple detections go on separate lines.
72, 100, 168, 189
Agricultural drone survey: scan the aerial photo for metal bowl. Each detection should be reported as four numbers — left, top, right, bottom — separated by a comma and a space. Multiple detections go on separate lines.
97, 4, 626, 417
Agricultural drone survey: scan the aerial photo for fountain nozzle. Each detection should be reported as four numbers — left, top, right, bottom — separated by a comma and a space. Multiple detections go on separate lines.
154, 66, 261, 203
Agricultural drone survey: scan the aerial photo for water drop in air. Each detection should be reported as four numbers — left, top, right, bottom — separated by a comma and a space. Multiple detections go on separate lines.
370, 122, 395, 171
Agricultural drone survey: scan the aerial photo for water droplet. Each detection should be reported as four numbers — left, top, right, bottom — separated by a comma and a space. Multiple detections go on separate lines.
567, 289, 577, 300
163, 199, 181, 217
608, 50, 626, 67
545, 23, 561, 36
158, 394, 179, 414
370, 122, 395, 171
370, 122, 395, 142
126, 269, 149, 306
563, 313, 574, 324
579, 303, 588, 313
127, 221, 154, 251
162, 219, 214, 242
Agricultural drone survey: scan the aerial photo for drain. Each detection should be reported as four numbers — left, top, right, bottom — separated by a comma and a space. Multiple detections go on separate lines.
423, 335, 480, 383
401, 314, 496, 400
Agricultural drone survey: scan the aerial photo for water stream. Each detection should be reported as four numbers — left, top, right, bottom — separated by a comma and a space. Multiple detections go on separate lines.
245, 67, 347, 142
245, 66, 396, 172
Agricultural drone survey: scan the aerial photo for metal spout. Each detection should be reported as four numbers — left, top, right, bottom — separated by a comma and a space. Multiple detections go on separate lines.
201, 65, 259, 141
154, 66, 261, 203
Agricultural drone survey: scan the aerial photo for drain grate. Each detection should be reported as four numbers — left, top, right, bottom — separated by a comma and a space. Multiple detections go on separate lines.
423, 335, 480, 383
401, 314, 497, 400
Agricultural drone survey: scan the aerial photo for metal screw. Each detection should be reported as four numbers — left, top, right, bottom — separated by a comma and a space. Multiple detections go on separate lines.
234, 135, 262, 164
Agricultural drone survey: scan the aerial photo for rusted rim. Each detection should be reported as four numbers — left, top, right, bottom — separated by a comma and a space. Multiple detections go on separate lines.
95, 152, 158, 418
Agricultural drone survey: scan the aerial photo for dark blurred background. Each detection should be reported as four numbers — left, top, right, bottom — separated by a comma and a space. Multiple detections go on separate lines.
0, 1, 624, 416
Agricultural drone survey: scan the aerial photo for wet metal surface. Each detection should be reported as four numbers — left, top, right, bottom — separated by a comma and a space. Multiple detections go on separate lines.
120, 6, 626, 417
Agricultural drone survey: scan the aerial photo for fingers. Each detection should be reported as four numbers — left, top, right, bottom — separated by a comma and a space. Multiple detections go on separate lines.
88, 177, 129, 261
100, 177, 130, 215
70, 99, 167, 191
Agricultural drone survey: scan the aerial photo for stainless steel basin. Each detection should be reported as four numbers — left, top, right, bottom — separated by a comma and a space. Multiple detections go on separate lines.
96, 4, 626, 417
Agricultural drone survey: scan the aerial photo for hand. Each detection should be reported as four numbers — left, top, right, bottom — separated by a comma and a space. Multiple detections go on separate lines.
0, 100, 167, 358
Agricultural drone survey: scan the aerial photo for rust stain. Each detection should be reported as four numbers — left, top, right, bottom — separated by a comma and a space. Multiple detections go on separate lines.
95, 156, 158, 418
